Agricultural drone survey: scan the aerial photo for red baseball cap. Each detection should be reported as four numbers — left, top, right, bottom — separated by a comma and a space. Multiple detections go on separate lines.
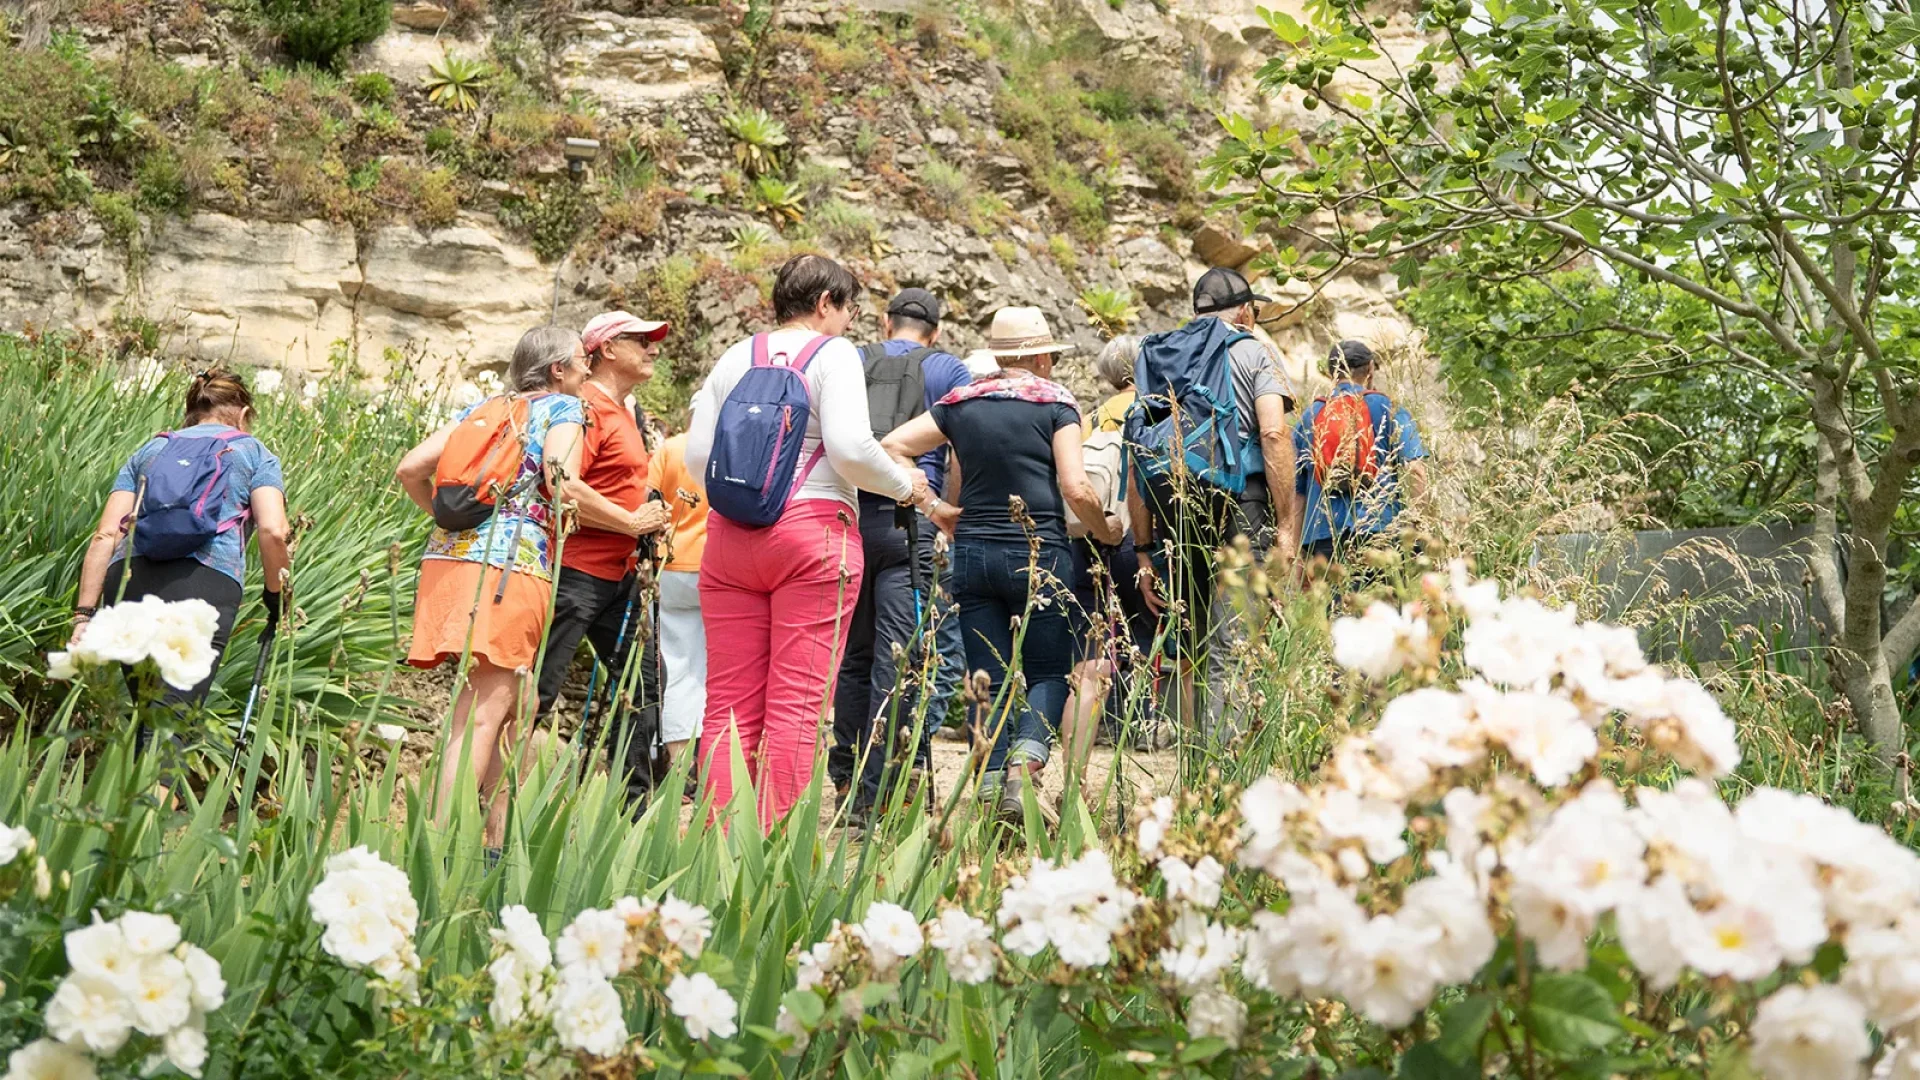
582, 311, 670, 354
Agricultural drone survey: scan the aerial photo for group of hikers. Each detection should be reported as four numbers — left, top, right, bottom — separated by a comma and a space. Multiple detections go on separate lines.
68, 251, 1427, 844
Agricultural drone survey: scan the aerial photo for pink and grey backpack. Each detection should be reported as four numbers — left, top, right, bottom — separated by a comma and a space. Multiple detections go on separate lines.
132, 429, 254, 560
704, 334, 832, 528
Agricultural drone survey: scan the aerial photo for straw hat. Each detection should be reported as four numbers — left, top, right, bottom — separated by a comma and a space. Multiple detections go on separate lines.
983, 306, 1074, 358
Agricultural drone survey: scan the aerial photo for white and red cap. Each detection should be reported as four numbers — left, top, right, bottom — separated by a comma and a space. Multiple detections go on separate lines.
582, 310, 670, 354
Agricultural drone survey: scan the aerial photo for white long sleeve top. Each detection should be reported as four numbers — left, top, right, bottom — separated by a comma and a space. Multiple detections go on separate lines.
685, 329, 916, 512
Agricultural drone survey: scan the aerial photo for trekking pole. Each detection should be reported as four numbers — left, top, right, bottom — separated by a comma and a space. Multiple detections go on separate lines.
228, 626, 275, 778
582, 492, 666, 735
896, 501, 926, 624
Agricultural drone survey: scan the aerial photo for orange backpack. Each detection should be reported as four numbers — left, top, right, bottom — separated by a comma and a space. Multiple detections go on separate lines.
1309, 390, 1384, 493
431, 393, 546, 530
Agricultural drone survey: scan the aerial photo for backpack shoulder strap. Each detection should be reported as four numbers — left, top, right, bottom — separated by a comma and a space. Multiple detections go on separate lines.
790, 334, 833, 373
750, 333, 772, 368
857, 341, 887, 369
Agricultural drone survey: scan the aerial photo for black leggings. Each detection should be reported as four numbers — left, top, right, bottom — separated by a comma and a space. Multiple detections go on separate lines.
103, 557, 242, 708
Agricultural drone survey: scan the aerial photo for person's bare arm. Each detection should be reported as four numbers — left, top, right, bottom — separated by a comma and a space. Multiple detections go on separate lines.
396, 423, 457, 516
565, 477, 669, 538
543, 422, 586, 507
250, 486, 292, 598
1254, 393, 1298, 558
880, 413, 947, 476
72, 490, 138, 641
1053, 427, 1120, 546
1404, 459, 1431, 506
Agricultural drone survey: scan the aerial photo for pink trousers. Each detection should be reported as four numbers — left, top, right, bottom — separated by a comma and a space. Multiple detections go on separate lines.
698, 500, 863, 832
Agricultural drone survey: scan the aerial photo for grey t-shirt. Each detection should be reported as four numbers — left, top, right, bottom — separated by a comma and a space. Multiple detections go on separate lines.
1221, 325, 1295, 435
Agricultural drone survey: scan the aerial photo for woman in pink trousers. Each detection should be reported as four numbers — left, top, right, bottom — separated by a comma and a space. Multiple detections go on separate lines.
685, 254, 932, 831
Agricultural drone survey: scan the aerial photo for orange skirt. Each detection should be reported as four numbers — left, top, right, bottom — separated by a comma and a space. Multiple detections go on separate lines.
406, 559, 552, 672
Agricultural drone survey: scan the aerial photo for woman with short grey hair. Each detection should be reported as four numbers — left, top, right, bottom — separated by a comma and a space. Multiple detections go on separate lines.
395, 324, 590, 853
1085, 334, 1140, 434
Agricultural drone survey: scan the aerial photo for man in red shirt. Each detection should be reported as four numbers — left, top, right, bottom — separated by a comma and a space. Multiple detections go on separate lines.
535, 310, 673, 806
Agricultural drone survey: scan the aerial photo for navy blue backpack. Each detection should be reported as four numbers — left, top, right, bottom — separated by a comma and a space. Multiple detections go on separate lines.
1122, 318, 1253, 517
132, 428, 255, 560
705, 333, 832, 528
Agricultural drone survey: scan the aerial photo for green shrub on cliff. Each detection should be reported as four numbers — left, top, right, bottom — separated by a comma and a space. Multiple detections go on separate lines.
263, 0, 390, 68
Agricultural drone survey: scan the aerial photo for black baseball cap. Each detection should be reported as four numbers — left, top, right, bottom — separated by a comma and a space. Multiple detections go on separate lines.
1192, 267, 1271, 315
1327, 340, 1377, 371
886, 287, 942, 325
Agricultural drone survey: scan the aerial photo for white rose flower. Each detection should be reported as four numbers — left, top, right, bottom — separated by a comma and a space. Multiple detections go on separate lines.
1157, 855, 1224, 909
1331, 601, 1430, 680
44, 974, 135, 1055
1158, 910, 1243, 990
45, 651, 79, 681
927, 908, 996, 986
4, 1039, 99, 1080
164, 1019, 209, 1078
253, 369, 284, 396
657, 894, 713, 960
1750, 984, 1870, 1080
1280, 888, 1369, 997
552, 972, 628, 1057
72, 603, 154, 666
1614, 876, 1695, 990
492, 904, 553, 969
858, 902, 925, 974
666, 972, 739, 1041
1315, 787, 1409, 866
1344, 914, 1444, 1029
1841, 915, 1920, 1032
1398, 871, 1496, 985
127, 953, 194, 1036
556, 908, 629, 980
64, 919, 133, 986
1136, 796, 1173, 858
180, 946, 226, 1013
1460, 595, 1578, 688
1185, 985, 1247, 1048
319, 904, 403, 969
1445, 560, 1502, 620
1240, 910, 1299, 997
0, 823, 34, 867
118, 911, 183, 957
1466, 682, 1596, 788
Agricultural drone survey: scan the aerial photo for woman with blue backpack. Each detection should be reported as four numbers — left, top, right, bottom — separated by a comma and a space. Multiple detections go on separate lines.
71, 369, 292, 708
685, 253, 933, 832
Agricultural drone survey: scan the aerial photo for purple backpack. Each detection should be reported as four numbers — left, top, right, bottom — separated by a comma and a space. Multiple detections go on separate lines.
133, 428, 254, 560
705, 334, 831, 528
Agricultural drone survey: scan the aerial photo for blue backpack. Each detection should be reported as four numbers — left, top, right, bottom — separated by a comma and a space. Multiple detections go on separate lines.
705, 333, 832, 528
1122, 318, 1253, 516
132, 428, 255, 560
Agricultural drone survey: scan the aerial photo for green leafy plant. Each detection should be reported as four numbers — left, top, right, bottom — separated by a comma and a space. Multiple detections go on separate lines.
1076, 285, 1139, 337
348, 71, 394, 106
423, 54, 490, 113
749, 175, 804, 226
262, 0, 391, 68
809, 197, 879, 254
730, 222, 775, 254
722, 105, 789, 177
75, 82, 146, 161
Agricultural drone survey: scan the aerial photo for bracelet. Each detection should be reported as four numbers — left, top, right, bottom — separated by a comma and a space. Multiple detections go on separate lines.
74, 606, 96, 619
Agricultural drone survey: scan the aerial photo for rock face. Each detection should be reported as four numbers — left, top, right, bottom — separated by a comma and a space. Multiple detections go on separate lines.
0, 207, 554, 373
554, 15, 725, 114
2, 0, 1415, 388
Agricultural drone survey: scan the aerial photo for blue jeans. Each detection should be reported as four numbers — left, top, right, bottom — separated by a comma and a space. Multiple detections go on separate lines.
831, 500, 963, 809
952, 538, 1074, 777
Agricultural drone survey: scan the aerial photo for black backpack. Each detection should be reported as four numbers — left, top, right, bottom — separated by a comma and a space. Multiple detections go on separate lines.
858, 342, 935, 438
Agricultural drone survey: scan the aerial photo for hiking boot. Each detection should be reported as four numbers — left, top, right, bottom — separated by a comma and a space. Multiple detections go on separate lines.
996, 772, 1027, 827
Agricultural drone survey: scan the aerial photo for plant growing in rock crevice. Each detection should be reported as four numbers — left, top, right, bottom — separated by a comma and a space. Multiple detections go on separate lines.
424, 55, 491, 114
722, 105, 789, 178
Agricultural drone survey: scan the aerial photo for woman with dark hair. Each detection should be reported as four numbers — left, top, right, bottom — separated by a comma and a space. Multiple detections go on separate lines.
72, 369, 292, 708
396, 325, 588, 848
685, 253, 933, 830
881, 307, 1119, 824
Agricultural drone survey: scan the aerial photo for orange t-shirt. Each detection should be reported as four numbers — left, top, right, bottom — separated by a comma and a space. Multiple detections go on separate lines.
563, 383, 651, 580
648, 432, 708, 573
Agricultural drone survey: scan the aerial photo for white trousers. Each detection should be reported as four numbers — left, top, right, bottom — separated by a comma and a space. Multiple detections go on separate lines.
658, 570, 706, 743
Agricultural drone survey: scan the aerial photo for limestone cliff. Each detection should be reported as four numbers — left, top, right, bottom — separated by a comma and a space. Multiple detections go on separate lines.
0, 0, 1418, 410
